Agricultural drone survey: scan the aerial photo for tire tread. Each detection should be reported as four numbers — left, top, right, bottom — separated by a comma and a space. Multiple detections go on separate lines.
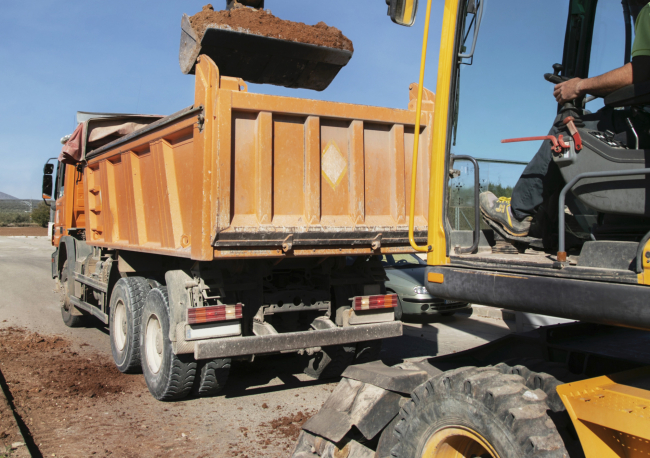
120, 277, 149, 372
141, 287, 197, 402
193, 358, 231, 397
391, 366, 569, 458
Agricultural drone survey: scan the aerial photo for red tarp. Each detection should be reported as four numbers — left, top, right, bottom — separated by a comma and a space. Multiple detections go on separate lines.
58, 123, 84, 165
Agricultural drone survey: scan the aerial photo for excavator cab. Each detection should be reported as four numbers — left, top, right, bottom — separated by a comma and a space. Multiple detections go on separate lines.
413, 0, 650, 328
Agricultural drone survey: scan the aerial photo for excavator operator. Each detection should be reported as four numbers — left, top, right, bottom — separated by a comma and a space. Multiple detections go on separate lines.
480, 0, 650, 238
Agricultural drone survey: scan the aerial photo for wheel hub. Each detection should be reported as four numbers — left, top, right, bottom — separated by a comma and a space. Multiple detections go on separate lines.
145, 314, 164, 375
112, 300, 128, 352
155, 333, 163, 354
421, 426, 500, 458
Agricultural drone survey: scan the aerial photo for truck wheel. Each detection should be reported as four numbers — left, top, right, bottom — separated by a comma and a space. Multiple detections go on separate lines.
109, 277, 150, 373
355, 340, 382, 364
193, 358, 231, 397
304, 345, 355, 379
141, 287, 197, 401
391, 367, 568, 458
60, 262, 86, 328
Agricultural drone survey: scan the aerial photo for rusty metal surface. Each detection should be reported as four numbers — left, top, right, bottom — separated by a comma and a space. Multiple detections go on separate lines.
194, 321, 402, 359
82, 56, 433, 261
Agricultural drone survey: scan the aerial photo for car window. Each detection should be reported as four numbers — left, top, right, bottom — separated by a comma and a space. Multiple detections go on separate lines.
380, 254, 426, 267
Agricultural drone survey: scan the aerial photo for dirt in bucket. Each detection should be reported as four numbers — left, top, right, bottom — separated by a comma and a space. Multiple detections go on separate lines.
189, 4, 354, 52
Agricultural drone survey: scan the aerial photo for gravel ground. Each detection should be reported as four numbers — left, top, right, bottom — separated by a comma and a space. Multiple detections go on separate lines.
0, 237, 513, 457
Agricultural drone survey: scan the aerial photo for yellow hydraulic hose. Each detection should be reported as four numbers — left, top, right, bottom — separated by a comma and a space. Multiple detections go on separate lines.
408, 0, 433, 253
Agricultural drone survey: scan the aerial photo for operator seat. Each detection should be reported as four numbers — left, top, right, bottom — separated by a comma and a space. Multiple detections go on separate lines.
553, 83, 650, 217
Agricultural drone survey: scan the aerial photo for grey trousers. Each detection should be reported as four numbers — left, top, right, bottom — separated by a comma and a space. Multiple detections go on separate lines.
510, 107, 630, 220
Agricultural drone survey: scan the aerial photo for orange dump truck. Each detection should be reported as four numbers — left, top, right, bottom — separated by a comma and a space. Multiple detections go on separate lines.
43, 55, 433, 401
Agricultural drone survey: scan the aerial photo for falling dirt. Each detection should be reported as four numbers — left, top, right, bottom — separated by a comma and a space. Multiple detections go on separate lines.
189, 4, 354, 52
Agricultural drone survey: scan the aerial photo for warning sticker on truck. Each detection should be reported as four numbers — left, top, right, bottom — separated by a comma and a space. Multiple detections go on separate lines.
321, 140, 347, 190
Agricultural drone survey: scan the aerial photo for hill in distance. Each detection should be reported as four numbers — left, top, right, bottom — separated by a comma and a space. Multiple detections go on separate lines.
0, 192, 19, 200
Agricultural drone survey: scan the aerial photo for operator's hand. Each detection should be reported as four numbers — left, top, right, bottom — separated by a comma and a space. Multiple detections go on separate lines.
553, 78, 584, 104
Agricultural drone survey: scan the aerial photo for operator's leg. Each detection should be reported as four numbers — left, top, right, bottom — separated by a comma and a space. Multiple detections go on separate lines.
480, 107, 620, 237
509, 118, 565, 220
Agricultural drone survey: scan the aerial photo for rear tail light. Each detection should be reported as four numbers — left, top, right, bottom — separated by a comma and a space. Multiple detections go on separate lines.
187, 303, 243, 325
353, 294, 398, 311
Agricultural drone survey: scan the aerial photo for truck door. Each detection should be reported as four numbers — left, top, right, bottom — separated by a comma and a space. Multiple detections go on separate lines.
52, 161, 67, 246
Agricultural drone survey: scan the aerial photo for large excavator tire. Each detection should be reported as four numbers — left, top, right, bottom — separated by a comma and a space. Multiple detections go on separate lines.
494, 360, 585, 458
391, 367, 569, 458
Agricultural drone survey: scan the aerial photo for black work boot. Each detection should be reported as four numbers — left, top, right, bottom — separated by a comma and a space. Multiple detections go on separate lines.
479, 192, 532, 237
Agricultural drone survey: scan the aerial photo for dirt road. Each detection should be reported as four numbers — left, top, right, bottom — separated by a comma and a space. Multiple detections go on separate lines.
0, 228, 47, 237
0, 237, 513, 457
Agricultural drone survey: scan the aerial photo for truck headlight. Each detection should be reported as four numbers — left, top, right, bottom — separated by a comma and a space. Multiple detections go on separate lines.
413, 286, 427, 295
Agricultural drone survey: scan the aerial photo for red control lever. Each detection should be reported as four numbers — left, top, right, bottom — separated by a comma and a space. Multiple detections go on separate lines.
501, 136, 562, 153
563, 116, 583, 151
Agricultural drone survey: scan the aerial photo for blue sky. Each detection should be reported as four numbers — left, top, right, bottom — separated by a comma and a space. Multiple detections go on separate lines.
0, 0, 627, 198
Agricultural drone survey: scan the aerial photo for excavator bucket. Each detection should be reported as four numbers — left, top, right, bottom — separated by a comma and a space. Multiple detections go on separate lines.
179, 14, 353, 91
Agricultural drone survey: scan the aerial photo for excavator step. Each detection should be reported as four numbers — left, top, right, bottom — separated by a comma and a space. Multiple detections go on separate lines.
179, 13, 353, 91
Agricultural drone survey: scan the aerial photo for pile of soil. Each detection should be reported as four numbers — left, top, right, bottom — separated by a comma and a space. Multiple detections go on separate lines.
189, 4, 354, 52
0, 328, 139, 401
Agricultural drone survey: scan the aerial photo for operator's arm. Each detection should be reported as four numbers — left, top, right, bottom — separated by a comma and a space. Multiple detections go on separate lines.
553, 64, 631, 104
554, 3, 650, 104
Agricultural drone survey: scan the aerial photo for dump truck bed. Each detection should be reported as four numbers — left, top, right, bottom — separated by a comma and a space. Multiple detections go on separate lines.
83, 56, 432, 261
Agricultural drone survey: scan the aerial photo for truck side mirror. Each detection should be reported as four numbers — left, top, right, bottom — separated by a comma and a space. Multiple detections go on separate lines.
387, 0, 419, 27
42, 158, 57, 202
42, 174, 53, 200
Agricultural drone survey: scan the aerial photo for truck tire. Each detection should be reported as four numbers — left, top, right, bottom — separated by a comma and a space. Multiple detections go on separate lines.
60, 262, 86, 328
109, 277, 150, 373
355, 340, 382, 364
140, 287, 197, 401
193, 358, 231, 397
391, 367, 569, 458
304, 344, 356, 379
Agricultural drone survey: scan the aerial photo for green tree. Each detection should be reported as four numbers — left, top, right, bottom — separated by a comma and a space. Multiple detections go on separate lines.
487, 183, 514, 199
31, 202, 51, 227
